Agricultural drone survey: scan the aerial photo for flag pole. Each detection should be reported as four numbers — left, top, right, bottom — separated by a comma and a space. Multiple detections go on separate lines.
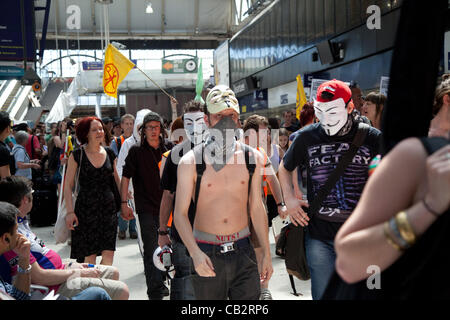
134, 65, 177, 103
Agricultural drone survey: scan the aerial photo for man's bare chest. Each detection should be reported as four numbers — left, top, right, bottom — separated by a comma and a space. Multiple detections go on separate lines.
199, 163, 249, 195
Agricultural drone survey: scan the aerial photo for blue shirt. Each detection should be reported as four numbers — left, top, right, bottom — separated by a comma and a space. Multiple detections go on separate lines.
12, 144, 32, 180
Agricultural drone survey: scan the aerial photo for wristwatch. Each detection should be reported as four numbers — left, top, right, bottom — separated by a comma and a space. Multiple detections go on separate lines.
277, 202, 286, 207
157, 228, 169, 236
17, 264, 32, 274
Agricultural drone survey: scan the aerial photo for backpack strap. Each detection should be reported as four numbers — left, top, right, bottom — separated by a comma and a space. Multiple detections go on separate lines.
243, 144, 256, 198
193, 144, 206, 216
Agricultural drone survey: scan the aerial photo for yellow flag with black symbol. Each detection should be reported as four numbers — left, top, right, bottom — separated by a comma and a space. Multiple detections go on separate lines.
296, 74, 307, 120
102, 44, 135, 99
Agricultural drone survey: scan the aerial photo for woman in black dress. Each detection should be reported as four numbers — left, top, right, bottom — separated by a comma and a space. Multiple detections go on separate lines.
64, 117, 121, 265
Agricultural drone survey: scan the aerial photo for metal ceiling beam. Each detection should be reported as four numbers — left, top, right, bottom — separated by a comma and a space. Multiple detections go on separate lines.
91, 0, 96, 36
194, 0, 199, 34
127, 0, 131, 35
42, 39, 220, 50
55, 0, 60, 33
161, 0, 165, 34
37, 32, 226, 41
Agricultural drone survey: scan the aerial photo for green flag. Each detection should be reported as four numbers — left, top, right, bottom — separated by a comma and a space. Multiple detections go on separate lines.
194, 58, 204, 104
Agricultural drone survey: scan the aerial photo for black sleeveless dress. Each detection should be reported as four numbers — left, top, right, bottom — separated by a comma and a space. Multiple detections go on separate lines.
70, 147, 119, 261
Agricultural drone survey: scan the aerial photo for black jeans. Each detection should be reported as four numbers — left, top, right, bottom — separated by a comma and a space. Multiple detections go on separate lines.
170, 240, 195, 300
138, 213, 166, 300
190, 238, 260, 300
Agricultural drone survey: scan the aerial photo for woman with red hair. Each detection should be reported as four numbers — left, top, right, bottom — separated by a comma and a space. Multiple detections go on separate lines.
64, 117, 121, 265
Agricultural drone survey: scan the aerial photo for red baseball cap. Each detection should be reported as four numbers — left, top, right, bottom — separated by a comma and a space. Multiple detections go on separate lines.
316, 79, 352, 104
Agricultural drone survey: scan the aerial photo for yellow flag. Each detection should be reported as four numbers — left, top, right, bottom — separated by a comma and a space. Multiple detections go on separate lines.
295, 74, 307, 120
102, 44, 135, 99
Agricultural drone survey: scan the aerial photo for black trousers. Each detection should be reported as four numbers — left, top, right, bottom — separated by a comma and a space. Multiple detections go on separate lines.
138, 213, 166, 300
190, 238, 260, 300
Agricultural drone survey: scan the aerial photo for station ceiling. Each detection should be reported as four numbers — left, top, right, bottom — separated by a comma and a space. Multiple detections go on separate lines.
34, 0, 275, 50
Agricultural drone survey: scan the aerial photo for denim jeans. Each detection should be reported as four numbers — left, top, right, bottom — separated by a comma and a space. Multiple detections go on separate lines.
117, 211, 136, 233
169, 240, 195, 300
305, 231, 336, 300
138, 213, 166, 300
71, 287, 111, 300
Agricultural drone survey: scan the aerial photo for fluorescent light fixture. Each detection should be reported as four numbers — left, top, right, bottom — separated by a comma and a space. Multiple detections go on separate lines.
146, 2, 153, 13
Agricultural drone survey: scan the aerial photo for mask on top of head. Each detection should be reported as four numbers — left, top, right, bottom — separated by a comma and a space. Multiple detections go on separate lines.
183, 111, 206, 146
133, 109, 151, 143
314, 79, 352, 136
206, 85, 240, 115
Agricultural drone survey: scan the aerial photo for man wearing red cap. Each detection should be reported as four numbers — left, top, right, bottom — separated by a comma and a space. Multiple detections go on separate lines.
278, 79, 382, 300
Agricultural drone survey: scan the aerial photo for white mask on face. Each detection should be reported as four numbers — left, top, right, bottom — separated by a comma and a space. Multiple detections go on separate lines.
314, 98, 349, 136
183, 112, 206, 145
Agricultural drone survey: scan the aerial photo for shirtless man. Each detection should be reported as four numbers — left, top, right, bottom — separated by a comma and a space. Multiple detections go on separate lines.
174, 85, 273, 300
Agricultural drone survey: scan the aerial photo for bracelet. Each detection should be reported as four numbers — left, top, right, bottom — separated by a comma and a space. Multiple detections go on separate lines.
422, 199, 441, 217
121, 201, 128, 204
388, 217, 410, 250
383, 221, 403, 251
67, 211, 75, 215
395, 211, 416, 246
277, 202, 286, 207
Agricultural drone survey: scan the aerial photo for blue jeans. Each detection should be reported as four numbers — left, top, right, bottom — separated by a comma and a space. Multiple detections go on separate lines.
117, 211, 136, 233
170, 240, 195, 300
305, 231, 336, 300
71, 287, 111, 300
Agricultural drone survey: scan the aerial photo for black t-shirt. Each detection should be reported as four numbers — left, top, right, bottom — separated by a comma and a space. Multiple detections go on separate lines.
160, 140, 196, 243
283, 122, 382, 241
122, 141, 165, 215
0, 140, 14, 173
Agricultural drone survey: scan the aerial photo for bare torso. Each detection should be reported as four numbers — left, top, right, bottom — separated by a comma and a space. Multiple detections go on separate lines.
193, 143, 251, 235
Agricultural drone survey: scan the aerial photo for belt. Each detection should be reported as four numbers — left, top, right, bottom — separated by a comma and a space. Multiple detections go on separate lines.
197, 236, 251, 254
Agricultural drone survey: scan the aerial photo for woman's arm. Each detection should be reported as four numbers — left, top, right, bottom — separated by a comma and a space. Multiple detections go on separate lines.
335, 138, 449, 283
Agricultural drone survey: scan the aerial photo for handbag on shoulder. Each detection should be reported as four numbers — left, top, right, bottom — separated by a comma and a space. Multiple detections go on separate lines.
54, 147, 83, 244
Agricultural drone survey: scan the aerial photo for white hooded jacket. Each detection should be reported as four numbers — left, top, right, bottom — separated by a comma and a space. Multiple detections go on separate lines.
117, 109, 152, 179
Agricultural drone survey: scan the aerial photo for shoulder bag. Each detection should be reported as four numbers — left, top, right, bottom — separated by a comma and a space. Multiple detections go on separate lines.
54, 147, 83, 244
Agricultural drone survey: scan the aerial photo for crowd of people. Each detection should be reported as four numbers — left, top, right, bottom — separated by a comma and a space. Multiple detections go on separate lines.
0, 73, 448, 300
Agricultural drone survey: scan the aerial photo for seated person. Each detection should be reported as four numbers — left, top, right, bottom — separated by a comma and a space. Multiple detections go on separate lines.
0, 176, 129, 300
0, 201, 111, 300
